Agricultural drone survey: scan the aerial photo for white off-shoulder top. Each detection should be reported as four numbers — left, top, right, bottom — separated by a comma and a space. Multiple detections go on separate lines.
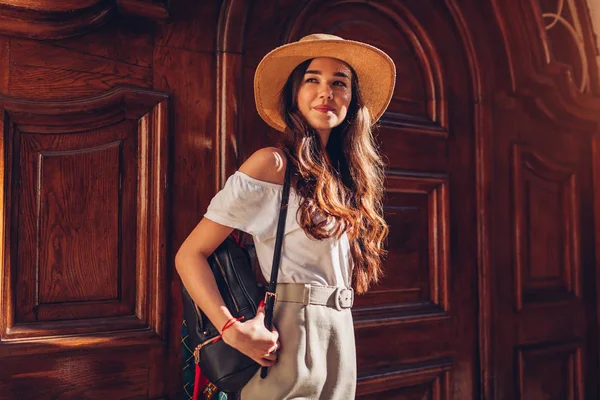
204, 171, 353, 288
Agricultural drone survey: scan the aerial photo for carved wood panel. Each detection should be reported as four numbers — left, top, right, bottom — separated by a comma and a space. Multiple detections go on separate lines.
355, 174, 449, 319
16, 132, 136, 324
492, 90, 595, 399
512, 144, 580, 310
0, 87, 169, 361
517, 342, 584, 400
357, 359, 452, 400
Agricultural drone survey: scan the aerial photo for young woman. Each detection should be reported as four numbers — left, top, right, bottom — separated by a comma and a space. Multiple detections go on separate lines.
176, 34, 396, 399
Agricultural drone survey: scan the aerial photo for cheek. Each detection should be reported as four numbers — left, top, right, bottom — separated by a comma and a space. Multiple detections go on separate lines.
341, 90, 351, 105
337, 91, 352, 117
335, 89, 351, 105
296, 87, 312, 112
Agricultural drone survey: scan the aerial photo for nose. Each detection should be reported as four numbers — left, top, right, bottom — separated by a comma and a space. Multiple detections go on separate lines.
318, 83, 333, 100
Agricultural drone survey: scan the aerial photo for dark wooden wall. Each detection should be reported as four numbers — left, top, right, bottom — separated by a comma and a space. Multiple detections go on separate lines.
1, 0, 600, 399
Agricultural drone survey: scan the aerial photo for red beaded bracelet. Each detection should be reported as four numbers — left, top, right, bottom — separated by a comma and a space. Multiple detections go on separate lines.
212, 316, 244, 343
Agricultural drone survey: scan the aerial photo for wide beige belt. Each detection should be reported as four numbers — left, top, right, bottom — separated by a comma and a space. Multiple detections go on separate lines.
275, 283, 354, 310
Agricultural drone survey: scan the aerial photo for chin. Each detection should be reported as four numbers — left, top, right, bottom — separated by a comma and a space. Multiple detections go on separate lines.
310, 120, 338, 131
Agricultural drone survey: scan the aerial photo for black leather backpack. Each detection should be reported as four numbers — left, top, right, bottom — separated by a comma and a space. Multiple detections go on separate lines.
181, 235, 265, 392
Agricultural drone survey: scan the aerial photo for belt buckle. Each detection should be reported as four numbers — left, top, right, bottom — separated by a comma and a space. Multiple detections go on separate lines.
334, 287, 354, 311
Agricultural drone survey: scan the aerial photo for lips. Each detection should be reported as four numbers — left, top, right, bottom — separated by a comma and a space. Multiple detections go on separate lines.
313, 105, 334, 113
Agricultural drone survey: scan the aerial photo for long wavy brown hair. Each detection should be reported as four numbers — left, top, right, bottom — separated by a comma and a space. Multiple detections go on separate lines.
278, 58, 388, 294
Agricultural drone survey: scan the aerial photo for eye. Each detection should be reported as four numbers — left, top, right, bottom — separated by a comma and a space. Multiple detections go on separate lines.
333, 80, 348, 87
305, 77, 318, 83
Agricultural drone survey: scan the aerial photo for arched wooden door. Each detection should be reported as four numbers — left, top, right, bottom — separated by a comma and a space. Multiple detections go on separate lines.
220, 1, 482, 397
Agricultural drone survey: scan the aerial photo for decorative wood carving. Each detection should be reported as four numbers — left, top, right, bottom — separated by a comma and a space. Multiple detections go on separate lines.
490, 0, 600, 131
0, 0, 168, 40
354, 173, 450, 326
512, 144, 580, 310
356, 358, 452, 399
539, 0, 591, 92
0, 86, 169, 345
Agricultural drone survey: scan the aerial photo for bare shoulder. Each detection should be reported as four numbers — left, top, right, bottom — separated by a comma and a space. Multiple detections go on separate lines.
238, 147, 287, 185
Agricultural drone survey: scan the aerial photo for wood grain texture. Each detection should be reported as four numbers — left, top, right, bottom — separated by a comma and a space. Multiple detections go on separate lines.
14, 130, 134, 324
37, 142, 121, 305
0, 0, 99, 12
517, 342, 584, 400
11, 39, 153, 82
0, 0, 114, 39
491, 85, 595, 398
1, 87, 169, 341
215, 0, 249, 187
9, 64, 151, 100
56, 19, 154, 68
0, 329, 163, 357
154, 0, 219, 53
217, 0, 249, 53
354, 173, 450, 323
0, 0, 168, 39
0, 36, 9, 94
116, 0, 169, 20
153, 45, 216, 400
7, 18, 154, 100
512, 145, 580, 310
0, 0, 599, 398
0, 348, 150, 399
357, 359, 452, 399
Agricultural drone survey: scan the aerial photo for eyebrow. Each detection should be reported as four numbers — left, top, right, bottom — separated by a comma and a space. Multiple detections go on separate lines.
305, 69, 350, 79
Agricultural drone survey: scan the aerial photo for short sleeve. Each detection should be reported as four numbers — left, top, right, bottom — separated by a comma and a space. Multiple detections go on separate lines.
204, 171, 294, 241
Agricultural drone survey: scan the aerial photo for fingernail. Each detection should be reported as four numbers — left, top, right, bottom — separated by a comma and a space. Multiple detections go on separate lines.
259, 300, 265, 308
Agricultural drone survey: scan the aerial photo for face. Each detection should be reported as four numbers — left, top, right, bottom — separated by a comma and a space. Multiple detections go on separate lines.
296, 57, 352, 139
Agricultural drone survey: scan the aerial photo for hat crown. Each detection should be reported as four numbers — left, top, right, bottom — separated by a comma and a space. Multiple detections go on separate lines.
299, 33, 344, 42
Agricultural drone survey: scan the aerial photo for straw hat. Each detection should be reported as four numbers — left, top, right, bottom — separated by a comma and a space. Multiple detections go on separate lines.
254, 33, 396, 132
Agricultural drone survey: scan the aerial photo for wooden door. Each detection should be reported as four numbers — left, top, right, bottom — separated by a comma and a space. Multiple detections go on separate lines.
221, 0, 482, 397
0, 3, 173, 398
486, 0, 600, 398
490, 101, 597, 400
1, 0, 600, 398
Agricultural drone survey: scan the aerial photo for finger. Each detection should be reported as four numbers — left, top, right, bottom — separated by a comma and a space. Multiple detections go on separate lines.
266, 341, 279, 354
255, 303, 266, 316
261, 349, 277, 358
271, 330, 279, 342
254, 311, 265, 324
257, 357, 276, 367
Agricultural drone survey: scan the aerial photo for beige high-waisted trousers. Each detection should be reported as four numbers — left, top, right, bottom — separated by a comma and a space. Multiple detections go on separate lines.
241, 283, 357, 400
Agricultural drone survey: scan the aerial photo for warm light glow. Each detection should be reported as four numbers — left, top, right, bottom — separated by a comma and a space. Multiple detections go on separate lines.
586, 0, 600, 85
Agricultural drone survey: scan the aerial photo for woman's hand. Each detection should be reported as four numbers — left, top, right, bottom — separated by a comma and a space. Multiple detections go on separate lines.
222, 304, 281, 367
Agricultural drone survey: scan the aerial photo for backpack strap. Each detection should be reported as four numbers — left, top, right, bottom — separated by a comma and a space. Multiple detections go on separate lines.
261, 155, 291, 378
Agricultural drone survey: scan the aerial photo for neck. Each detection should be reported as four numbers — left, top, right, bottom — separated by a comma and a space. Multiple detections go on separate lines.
317, 128, 331, 148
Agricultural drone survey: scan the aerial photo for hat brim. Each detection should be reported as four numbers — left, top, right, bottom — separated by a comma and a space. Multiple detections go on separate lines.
254, 39, 396, 132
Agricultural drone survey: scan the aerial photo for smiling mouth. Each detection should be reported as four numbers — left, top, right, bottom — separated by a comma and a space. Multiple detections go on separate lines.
313, 106, 334, 113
